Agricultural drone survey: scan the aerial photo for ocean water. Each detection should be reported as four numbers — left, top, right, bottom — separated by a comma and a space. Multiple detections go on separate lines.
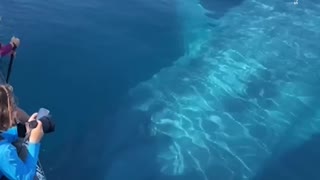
1, 0, 182, 179
1, 0, 320, 180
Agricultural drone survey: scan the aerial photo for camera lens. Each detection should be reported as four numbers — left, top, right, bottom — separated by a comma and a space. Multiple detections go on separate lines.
39, 116, 55, 133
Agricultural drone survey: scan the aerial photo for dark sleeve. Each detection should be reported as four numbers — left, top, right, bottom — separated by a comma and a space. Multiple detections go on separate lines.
16, 107, 30, 124
0, 44, 13, 57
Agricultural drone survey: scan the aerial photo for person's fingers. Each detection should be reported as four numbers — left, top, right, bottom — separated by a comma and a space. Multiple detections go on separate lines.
14, 39, 20, 44
26, 122, 31, 133
34, 120, 43, 131
28, 113, 38, 122
10, 51, 16, 57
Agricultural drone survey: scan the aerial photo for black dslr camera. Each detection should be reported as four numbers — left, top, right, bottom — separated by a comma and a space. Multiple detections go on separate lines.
17, 108, 55, 138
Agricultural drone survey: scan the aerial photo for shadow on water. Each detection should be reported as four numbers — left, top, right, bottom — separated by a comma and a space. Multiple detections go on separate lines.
252, 133, 320, 180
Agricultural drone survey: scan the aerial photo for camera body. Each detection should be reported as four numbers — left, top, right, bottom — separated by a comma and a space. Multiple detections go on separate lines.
17, 114, 55, 138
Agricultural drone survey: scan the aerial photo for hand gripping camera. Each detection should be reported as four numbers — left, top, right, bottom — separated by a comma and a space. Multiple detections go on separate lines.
17, 108, 55, 138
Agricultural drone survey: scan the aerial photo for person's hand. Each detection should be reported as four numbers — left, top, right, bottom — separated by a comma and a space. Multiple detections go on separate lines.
10, 51, 16, 58
10, 36, 20, 48
28, 113, 44, 144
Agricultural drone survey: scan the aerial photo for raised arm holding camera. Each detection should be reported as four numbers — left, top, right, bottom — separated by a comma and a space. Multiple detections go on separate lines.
0, 85, 45, 180
0, 37, 54, 180
0, 84, 54, 179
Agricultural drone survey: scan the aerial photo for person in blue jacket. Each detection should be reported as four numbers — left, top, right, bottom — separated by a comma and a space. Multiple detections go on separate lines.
0, 84, 44, 180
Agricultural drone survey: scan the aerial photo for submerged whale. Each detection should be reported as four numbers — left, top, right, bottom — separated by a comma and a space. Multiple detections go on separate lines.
128, 0, 320, 179
105, 0, 320, 179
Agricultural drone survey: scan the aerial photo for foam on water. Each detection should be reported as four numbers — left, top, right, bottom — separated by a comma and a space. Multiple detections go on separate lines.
127, 0, 320, 179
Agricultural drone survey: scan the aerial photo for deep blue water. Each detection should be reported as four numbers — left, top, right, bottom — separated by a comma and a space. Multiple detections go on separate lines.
1, 0, 320, 180
1, 0, 184, 179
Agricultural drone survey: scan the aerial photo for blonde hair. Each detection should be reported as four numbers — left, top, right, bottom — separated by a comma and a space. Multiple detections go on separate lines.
0, 84, 16, 131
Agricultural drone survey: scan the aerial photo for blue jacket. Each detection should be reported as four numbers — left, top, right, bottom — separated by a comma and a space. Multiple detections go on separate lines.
0, 127, 40, 180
